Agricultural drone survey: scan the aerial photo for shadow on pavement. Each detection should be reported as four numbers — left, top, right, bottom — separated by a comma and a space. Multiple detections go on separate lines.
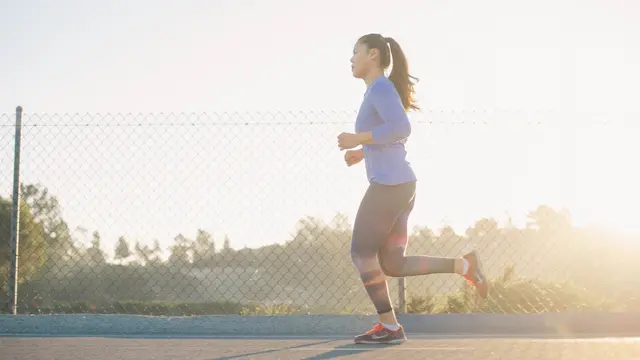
211, 339, 340, 360
300, 343, 392, 359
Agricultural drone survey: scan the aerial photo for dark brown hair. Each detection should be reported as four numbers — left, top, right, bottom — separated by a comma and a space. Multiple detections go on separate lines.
358, 33, 419, 111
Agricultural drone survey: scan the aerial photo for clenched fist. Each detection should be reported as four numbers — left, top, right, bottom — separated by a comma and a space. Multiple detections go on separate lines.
344, 149, 364, 167
337, 132, 361, 150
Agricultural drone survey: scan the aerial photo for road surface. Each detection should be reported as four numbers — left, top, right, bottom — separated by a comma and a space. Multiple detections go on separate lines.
2, 335, 640, 359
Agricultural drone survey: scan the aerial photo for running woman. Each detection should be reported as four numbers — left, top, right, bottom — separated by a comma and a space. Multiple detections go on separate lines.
337, 33, 489, 345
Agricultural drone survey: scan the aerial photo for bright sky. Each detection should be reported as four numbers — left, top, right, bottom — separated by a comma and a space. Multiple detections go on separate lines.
1, 0, 639, 257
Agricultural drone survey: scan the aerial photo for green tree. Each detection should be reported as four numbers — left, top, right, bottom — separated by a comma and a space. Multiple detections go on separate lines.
150, 240, 162, 264
20, 184, 79, 276
168, 234, 192, 268
114, 236, 131, 264
134, 239, 162, 266
330, 213, 351, 232
436, 225, 465, 256
222, 235, 232, 253
192, 229, 215, 268
408, 225, 436, 254
0, 196, 47, 293
85, 231, 107, 266
526, 205, 572, 234
465, 217, 503, 253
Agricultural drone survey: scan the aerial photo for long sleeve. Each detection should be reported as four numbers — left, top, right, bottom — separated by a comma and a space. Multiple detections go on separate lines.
369, 82, 411, 145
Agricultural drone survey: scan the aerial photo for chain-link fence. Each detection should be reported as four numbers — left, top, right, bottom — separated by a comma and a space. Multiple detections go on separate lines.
1, 108, 639, 316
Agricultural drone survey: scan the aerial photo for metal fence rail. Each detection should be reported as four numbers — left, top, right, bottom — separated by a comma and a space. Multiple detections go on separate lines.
2, 107, 638, 316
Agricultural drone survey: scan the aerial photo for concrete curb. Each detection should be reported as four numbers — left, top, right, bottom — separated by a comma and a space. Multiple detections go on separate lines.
1, 313, 640, 337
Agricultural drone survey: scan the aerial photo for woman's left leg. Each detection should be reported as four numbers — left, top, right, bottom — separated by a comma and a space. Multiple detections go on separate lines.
350, 181, 416, 344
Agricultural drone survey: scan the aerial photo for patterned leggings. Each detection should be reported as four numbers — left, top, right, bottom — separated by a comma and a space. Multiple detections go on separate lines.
350, 181, 456, 314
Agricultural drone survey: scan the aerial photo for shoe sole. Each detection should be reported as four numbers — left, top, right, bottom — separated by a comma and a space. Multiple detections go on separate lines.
354, 338, 407, 345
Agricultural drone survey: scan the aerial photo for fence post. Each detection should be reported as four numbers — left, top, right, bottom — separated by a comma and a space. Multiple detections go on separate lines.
398, 277, 406, 314
8, 106, 23, 315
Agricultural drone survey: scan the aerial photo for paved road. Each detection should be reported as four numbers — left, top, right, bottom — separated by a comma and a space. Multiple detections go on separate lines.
2, 336, 640, 359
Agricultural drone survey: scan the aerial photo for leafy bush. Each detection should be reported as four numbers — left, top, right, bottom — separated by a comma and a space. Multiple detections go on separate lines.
406, 294, 435, 314
407, 265, 612, 314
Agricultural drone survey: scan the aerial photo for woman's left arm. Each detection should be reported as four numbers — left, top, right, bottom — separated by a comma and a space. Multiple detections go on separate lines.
356, 82, 411, 145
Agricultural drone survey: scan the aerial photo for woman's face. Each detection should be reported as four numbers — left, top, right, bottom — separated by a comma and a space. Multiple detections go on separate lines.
350, 41, 379, 79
